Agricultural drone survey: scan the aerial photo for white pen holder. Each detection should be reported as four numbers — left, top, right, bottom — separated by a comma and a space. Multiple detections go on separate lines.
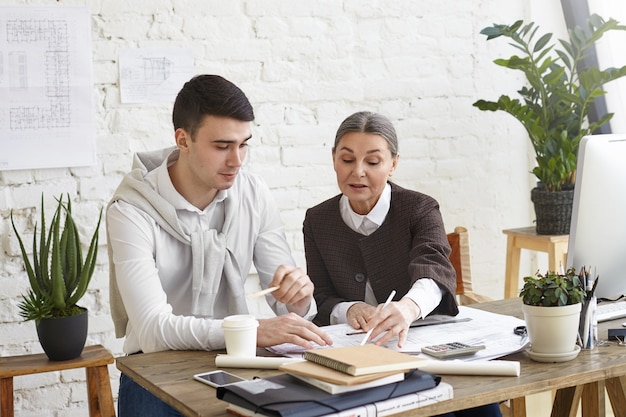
579, 295, 597, 350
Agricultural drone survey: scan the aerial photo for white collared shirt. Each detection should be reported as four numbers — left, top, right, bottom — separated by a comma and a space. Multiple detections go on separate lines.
107, 153, 313, 354
330, 183, 443, 324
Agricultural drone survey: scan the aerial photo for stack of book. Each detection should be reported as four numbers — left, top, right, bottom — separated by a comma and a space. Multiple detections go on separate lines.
217, 344, 453, 417
280, 344, 424, 393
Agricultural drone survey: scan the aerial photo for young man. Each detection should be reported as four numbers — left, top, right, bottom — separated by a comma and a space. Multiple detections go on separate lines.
107, 74, 332, 416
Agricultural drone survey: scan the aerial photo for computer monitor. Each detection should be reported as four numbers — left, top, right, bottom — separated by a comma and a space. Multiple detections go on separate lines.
566, 134, 626, 300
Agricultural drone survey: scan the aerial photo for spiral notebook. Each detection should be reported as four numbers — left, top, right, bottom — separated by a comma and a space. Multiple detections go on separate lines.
302, 344, 424, 376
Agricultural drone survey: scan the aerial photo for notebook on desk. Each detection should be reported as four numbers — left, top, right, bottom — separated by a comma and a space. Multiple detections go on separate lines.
278, 359, 403, 386
302, 344, 424, 376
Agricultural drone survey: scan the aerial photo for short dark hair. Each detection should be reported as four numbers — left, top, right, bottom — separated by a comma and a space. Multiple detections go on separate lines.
334, 111, 398, 157
172, 75, 255, 138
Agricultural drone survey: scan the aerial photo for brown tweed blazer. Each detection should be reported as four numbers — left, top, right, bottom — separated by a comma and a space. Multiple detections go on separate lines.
304, 182, 459, 326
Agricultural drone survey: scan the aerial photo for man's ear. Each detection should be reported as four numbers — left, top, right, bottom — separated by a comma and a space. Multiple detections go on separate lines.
175, 128, 190, 151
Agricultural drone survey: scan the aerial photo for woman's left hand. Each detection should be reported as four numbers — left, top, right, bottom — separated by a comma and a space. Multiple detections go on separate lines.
346, 302, 377, 330
361, 298, 421, 348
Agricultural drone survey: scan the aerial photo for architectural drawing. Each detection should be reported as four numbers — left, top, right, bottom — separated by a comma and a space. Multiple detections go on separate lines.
119, 47, 194, 104
0, 5, 95, 170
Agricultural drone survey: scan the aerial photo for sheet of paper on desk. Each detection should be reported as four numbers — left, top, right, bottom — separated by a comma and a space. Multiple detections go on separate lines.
267, 306, 527, 362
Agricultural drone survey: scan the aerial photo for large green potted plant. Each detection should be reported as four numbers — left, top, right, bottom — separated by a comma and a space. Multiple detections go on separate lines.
473, 14, 626, 235
11, 194, 102, 361
519, 268, 586, 362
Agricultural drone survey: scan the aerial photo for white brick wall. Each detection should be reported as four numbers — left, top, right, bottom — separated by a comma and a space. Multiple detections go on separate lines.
0, 0, 569, 414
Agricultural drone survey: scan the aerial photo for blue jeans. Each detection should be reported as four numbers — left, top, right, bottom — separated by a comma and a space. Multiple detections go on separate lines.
118, 372, 183, 417
435, 403, 502, 417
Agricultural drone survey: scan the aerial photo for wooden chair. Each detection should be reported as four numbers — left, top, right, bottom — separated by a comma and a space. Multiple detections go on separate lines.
447, 226, 493, 305
0, 344, 115, 417
448, 227, 526, 416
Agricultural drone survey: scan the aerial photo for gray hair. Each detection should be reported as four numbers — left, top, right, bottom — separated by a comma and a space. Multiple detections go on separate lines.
333, 111, 398, 157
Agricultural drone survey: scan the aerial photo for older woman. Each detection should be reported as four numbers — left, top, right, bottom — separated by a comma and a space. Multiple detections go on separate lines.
303, 111, 501, 417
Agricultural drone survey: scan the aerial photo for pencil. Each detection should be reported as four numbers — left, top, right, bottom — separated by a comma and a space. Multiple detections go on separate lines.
247, 286, 280, 299
360, 289, 396, 345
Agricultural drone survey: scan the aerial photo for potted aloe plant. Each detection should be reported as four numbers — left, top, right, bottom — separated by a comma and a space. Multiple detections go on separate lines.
519, 268, 586, 362
11, 194, 102, 361
473, 14, 626, 235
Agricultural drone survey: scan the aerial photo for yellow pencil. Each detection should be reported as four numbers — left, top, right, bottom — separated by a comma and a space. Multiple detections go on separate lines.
247, 286, 280, 299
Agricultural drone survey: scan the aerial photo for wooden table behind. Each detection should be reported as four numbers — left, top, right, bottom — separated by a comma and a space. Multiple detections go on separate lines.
116, 298, 626, 417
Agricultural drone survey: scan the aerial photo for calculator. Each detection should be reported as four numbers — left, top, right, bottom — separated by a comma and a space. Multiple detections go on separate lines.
421, 342, 486, 358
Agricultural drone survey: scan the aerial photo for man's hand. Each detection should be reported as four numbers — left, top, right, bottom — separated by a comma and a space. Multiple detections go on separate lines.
257, 313, 333, 349
360, 298, 421, 348
269, 265, 314, 316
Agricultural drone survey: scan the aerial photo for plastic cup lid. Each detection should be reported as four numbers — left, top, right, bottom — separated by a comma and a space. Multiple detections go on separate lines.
222, 314, 259, 329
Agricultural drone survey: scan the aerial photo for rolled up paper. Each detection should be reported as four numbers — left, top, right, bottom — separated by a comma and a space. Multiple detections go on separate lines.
215, 354, 304, 369
419, 359, 520, 376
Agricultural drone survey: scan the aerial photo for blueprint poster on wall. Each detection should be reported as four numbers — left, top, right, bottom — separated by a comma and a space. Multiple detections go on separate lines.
119, 47, 195, 104
0, 5, 96, 171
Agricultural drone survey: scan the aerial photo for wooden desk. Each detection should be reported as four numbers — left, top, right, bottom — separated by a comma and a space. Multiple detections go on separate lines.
503, 227, 570, 298
116, 299, 626, 417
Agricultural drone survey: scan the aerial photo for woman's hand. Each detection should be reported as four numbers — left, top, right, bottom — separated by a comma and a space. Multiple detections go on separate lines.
346, 302, 377, 330
361, 298, 422, 348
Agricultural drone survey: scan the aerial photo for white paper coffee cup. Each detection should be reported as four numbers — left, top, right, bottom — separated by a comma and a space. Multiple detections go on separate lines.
222, 314, 259, 357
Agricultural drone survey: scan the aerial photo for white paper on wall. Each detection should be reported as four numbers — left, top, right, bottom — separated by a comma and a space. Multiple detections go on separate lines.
119, 48, 195, 104
0, 5, 96, 171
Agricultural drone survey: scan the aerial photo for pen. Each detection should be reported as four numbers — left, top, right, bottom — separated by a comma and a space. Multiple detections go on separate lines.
360, 290, 396, 346
589, 275, 599, 298
579, 267, 587, 292
247, 286, 280, 299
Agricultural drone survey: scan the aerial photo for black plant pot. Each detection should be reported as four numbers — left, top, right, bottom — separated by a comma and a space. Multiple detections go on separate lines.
36, 308, 88, 361
530, 185, 575, 235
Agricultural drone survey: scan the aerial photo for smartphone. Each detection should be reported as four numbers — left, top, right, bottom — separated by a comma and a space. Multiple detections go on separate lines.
193, 370, 247, 388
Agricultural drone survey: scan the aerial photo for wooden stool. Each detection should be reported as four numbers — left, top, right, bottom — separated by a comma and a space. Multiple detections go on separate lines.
503, 227, 569, 299
0, 344, 115, 417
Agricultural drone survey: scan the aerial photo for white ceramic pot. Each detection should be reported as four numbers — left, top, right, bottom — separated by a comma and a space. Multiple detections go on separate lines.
522, 303, 581, 355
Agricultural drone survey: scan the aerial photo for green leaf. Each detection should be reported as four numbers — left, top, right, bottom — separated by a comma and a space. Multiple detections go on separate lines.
50, 201, 67, 310
481, 26, 503, 40
11, 212, 39, 295
67, 209, 101, 306
533, 33, 552, 52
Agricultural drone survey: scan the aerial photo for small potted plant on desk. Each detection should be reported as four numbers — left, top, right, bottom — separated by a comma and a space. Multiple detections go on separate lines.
519, 267, 586, 362
11, 194, 102, 361
473, 14, 626, 235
